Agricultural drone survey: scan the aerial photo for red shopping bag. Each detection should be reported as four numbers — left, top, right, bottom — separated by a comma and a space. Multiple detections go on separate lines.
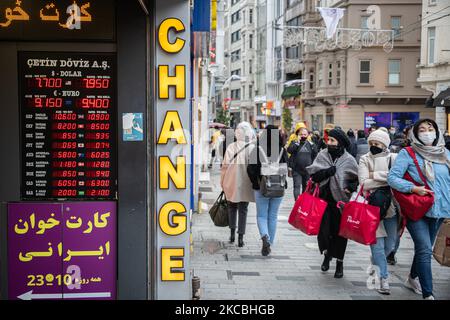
337, 186, 381, 245
288, 180, 328, 235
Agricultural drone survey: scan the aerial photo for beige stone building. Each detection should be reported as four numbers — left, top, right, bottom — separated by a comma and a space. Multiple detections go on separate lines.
298, 0, 434, 133
417, 0, 450, 132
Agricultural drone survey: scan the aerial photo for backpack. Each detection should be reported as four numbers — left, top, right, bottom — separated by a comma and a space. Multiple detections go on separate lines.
259, 147, 288, 198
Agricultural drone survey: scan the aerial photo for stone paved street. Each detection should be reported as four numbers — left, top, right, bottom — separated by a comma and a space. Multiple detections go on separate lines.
191, 165, 450, 300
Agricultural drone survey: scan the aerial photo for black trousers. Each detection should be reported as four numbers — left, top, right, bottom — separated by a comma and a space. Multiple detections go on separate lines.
227, 201, 249, 235
318, 201, 348, 260
292, 171, 309, 200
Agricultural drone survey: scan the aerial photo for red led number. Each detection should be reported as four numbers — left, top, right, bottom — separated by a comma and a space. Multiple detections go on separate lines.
52, 142, 77, 149
52, 161, 77, 168
52, 171, 77, 178
82, 78, 110, 89
86, 190, 110, 197
52, 122, 77, 130
86, 170, 110, 178
52, 151, 77, 159
34, 98, 62, 108
52, 190, 77, 197
87, 113, 110, 121
53, 113, 76, 120
80, 98, 110, 109
52, 132, 77, 140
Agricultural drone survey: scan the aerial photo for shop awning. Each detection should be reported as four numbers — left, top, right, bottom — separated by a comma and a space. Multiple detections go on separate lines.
281, 86, 301, 99
433, 88, 450, 107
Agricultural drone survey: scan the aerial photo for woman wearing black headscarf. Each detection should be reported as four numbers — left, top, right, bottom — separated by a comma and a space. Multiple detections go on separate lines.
306, 129, 359, 278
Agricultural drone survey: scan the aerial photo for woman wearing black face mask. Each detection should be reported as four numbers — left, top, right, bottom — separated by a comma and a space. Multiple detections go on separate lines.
358, 129, 398, 295
306, 129, 359, 278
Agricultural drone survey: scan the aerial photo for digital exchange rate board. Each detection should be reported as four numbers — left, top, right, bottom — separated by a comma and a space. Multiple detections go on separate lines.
19, 52, 117, 200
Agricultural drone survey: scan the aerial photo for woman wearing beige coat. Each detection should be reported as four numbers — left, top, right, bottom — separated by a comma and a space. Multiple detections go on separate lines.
358, 129, 399, 295
221, 122, 256, 247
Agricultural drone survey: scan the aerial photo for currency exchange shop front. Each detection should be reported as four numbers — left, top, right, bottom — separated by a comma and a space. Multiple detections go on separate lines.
0, 0, 192, 300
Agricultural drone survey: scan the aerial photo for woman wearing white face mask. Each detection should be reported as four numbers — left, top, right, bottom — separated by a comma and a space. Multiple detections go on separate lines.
388, 119, 450, 300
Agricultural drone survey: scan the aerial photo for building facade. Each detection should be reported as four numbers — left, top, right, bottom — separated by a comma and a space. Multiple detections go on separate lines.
293, 0, 434, 133
222, 0, 258, 125
417, 0, 450, 132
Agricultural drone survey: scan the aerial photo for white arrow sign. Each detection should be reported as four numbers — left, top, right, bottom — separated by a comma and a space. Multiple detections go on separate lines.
18, 290, 111, 300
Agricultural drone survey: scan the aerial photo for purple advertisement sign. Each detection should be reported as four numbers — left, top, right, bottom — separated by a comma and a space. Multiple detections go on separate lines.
392, 112, 420, 132
8, 202, 116, 300
364, 112, 392, 132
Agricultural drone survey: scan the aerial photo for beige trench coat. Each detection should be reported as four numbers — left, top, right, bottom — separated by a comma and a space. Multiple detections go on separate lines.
220, 141, 256, 203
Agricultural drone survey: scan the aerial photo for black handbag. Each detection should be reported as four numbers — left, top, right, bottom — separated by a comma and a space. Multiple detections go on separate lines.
209, 192, 229, 227
368, 186, 392, 220
367, 156, 394, 220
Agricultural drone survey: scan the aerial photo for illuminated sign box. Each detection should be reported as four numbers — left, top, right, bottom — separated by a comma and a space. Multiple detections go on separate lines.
18, 52, 117, 200
0, 0, 115, 41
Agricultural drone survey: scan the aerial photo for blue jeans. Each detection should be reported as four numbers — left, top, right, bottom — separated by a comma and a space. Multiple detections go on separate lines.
370, 216, 398, 279
254, 190, 284, 245
407, 217, 444, 298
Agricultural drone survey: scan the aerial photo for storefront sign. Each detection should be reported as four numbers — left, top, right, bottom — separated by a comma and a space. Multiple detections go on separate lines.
0, 0, 115, 41
364, 112, 392, 132
155, 0, 191, 300
392, 112, 419, 132
18, 52, 117, 200
8, 202, 116, 300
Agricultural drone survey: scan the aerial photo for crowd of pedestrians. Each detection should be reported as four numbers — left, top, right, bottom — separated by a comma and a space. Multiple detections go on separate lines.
211, 118, 450, 299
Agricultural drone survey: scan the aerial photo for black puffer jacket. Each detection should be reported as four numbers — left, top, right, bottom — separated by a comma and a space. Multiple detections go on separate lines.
287, 140, 317, 174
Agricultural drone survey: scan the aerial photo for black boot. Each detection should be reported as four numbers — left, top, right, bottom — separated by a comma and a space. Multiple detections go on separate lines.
387, 252, 397, 265
238, 234, 244, 247
261, 235, 271, 256
229, 228, 235, 243
321, 253, 332, 272
334, 260, 344, 278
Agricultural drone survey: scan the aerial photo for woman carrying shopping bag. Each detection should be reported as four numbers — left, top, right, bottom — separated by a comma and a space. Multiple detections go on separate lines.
388, 119, 450, 300
221, 122, 256, 247
358, 129, 398, 295
306, 128, 359, 278
247, 125, 288, 256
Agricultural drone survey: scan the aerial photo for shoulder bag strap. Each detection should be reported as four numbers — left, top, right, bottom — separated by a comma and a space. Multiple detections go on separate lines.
405, 147, 430, 189
276, 148, 285, 164
230, 142, 252, 162
258, 146, 269, 164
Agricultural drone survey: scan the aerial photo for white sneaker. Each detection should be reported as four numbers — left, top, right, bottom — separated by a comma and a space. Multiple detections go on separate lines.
424, 295, 435, 300
377, 278, 391, 295
404, 275, 422, 295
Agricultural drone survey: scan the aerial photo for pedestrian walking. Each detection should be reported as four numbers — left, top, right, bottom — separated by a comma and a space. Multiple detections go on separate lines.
247, 125, 288, 256
388, 119, 450, 300
387, 131, 410, 265
286, 122, 308, 148
356, 129, 369, 164
306, 128, 359, 278
358, 129, 398, 295
287, 127, 318, 200
220, 122, 256, 247
208, 126, 222, 169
